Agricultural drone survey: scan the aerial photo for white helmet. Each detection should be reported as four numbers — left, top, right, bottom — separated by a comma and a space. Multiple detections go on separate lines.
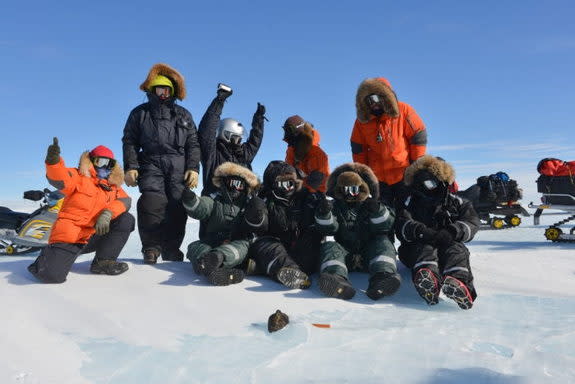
218, 118, 244, 145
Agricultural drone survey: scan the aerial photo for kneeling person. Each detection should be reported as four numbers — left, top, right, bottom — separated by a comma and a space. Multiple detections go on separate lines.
28, 138, 134, 283
183, 162, 259, 286
316, 163, 400, 300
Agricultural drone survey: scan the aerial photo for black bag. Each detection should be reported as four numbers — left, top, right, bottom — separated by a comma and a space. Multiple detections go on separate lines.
537, 175, 575, 205
477, 172, 522, 203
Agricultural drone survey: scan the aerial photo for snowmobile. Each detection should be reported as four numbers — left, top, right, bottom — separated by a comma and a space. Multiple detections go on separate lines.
529, 158, 575, 242
0, 189, 63, 255
457, 172, 529, 230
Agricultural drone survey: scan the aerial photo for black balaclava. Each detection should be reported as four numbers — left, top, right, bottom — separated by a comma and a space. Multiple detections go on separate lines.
366, 94, 385, 117
412, 170, 448, 203
223, 176, 248, 203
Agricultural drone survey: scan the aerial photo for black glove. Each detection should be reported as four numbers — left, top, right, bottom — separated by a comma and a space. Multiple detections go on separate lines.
255, 102, 266, 116
182, 188, 197, 203
415, 224, 437, 244
434, 229, 455, 248
316, 196, 332, 217
23, 190, 45, 201
364, 197, 380, 214
244, 197, 266, 225
45, 137, 60, 165
216, 84, 233, 100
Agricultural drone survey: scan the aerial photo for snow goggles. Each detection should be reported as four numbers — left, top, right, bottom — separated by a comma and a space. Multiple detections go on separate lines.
421, 179, 438, 191
343, 185, 361, 196
275, 180, 295, 192
91, 157, 116, 169
366, 94, 383, 106
227, 178, 245, 191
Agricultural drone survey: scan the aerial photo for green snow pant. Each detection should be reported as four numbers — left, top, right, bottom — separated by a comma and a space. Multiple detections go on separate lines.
186, 240, 250, 269
319, 235, 397, 279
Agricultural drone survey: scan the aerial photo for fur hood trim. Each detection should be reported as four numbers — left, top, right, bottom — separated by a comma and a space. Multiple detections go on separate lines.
356, 77, 399, 123
294, 123, 315, 160
212, 162, 260, 192
78, 152, 124, 186
404, 155, 456, 186
327, 162, 379, 200
140, 63, 186, 100
262, 160, 303, 196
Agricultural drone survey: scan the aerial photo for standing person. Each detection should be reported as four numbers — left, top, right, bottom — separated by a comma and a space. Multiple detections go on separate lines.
351, 77, 427, 208
182, 162, 259, 286
315, 163, 399, 300
245, 161, 322, 285
122, 63, 201, 264
28, 138, 134, 283
283, 115, 329, 194
198, 83, 266, 196
395, 155, 479, 309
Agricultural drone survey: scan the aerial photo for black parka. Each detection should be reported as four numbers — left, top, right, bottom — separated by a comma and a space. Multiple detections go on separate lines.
122, 94, 200, 198
198, 96, 264, 195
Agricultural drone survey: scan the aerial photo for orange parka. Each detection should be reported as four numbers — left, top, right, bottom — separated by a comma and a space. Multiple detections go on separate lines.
351, 77, 427, 186
47, 153, 131, 244
285, 125, 329, 193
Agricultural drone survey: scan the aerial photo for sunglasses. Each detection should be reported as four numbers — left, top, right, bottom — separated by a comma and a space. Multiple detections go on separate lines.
228, 178, 245, 191
92, 157, 116, 169
276, 180, 295, 191
343, 185, 361, 196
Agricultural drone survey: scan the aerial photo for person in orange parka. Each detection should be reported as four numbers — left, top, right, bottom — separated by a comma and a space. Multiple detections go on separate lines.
28, 138, 135, 283
283, 115, 329, 194
351, 77, 427, 208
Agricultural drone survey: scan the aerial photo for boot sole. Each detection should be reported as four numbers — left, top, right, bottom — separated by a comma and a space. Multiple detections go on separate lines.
366, 274, 401, 300
277, 267, 311, 290
90, 264, 129, 276
208, 268, 244, 286
442, 276, 474, 310
318, 274, 356, 300
413, 268, 440, 305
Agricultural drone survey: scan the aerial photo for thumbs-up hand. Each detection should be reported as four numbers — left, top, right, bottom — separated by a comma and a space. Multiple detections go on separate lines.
45, 137, 61, 165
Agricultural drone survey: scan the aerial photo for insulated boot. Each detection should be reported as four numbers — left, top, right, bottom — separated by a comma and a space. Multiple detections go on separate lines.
276, 267, 311, 290
442, 276, 474, 310
143, 248, 160, 265
162, 249, 184, 262
318, 273, 356, 300
195, 251, 224, 276
90, 259, 129, 275
413, 268, 440, 305
366, 271, 401, 300
208, 268, 245, 286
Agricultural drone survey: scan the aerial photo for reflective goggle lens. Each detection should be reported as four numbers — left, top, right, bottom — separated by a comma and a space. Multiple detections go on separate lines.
228, 179, 245, 190
344, 185, 361, 196
92, 157, 115, 169
366, 94, 382, 105
276, 180, 294, 191
422, 179, 438, 190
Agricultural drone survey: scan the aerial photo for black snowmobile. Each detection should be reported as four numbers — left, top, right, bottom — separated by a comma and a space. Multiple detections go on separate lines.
529, 158, 575, 242
0, 189, 63, 255
457, 172, 529, 230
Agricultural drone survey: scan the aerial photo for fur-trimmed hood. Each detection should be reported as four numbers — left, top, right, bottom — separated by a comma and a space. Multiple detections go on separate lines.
327, 162, 379, 201
404, 155, 456, 186
356, 77, 399, 123
262, 160, 303, 196
212, 162, 260, 193
140, 63, 186, 100
78, 152, 124, 186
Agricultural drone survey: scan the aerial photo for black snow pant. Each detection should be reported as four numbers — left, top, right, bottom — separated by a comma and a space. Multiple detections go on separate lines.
28, 212, 135, 283
137, 157, 188, 261
398, 241, 477, 300
249, 232, 322, 277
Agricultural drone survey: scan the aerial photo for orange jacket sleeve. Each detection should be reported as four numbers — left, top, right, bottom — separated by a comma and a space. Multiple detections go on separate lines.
305, 148, 329, 193
45, 158, 80, 196
351, 120, 367, 165
404, 105, 427, 162
285, 146, 294, 165
104, 187, 131, 219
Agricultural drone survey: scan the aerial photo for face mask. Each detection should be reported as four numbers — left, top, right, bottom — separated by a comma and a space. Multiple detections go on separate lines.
95, 167, 112, 179
366, 94, 384, 116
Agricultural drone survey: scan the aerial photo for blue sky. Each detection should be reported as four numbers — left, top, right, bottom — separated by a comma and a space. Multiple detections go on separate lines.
1, 0, 574, 199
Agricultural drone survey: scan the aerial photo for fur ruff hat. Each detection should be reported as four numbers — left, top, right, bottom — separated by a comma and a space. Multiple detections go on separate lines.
356, 77, 399, 123
403, 155, 456, 186
327, 162, 379, 202
212, 162, 260, 193
140, 63, 186, 100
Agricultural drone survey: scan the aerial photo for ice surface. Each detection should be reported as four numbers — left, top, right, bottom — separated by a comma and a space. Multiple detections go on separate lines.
1, 210, 574, 383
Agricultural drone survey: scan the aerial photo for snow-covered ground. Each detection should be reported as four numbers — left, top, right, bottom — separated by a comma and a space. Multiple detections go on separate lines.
1, 200, 574, 384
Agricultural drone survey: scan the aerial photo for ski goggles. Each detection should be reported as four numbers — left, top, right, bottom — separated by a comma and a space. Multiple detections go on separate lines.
154, 86, 172, 99
275, 180, 295, 192
91, 157, 116, 169
223, 131, 242, 145
227, 178, 245, 191
421, 179, 439, 191
343, 185, 361, 196
365, 94, 383, 106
